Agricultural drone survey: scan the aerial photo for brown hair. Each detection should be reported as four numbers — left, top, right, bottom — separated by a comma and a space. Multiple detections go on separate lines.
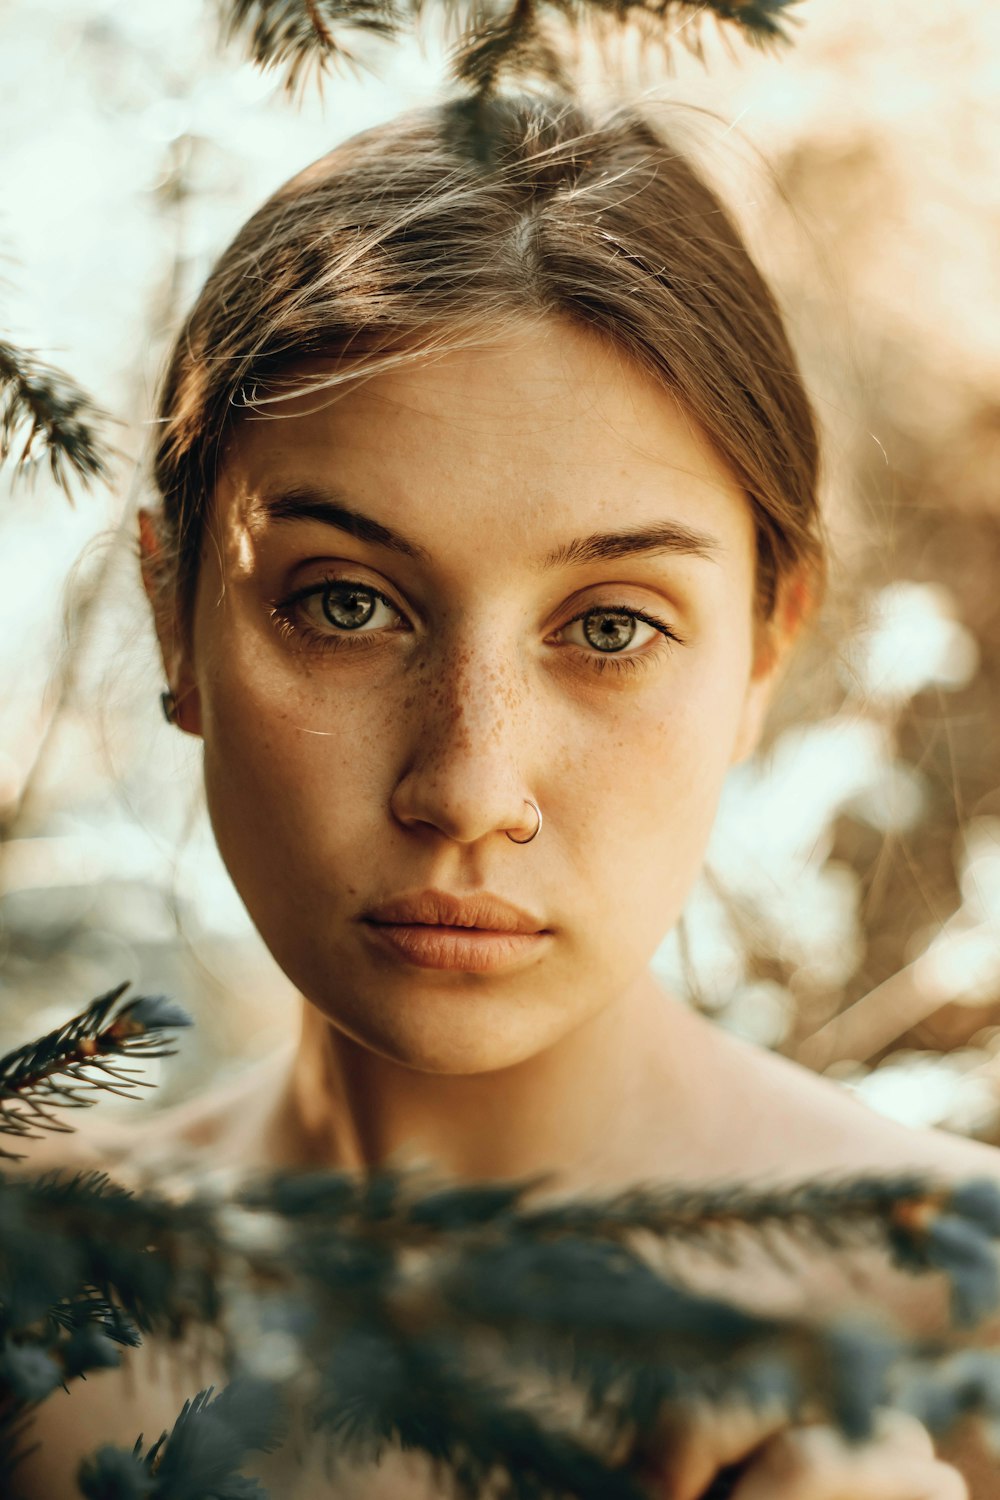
150, 92, 823, 626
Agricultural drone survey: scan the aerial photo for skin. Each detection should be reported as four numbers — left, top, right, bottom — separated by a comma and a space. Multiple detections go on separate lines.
14, 314, 993, 1497
149, 314, 794, 1190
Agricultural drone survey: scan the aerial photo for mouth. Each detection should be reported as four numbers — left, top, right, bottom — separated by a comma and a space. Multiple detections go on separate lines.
360, 890, 551, 972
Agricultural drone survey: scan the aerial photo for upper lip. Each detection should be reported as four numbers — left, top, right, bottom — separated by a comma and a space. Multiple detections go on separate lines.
363, 889, 546, 933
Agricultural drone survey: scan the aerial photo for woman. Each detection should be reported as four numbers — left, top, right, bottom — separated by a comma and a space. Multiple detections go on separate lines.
14, 93, 999, 1498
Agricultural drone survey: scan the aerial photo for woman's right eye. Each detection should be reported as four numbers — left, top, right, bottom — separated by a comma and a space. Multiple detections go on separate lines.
273, 579, 406, 649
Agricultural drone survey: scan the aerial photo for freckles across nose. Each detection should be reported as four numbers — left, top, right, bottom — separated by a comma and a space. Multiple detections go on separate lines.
413, 644, 517, 709
387, 648, 533, 840
451, 657, 527, 736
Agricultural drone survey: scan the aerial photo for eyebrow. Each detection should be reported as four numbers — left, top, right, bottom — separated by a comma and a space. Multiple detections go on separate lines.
258, 485, 431, 562
543, 520, 721, 569
256, 484, 723, 570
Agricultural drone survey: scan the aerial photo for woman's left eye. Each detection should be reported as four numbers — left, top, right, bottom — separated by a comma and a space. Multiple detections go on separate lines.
561, 607, 678, 662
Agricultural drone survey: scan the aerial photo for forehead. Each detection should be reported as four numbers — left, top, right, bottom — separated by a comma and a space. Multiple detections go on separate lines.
218, 317, 754, 569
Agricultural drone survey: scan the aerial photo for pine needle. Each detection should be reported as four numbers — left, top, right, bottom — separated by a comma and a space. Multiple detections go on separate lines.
217, 0, 802, 101
220, 0, 403, 98
0, 338, 114, 499
0, 984, 193, 1160
5, 1156, 1000, 1499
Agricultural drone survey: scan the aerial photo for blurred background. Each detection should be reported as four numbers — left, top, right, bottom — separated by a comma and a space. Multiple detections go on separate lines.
1, 0, 999, 1144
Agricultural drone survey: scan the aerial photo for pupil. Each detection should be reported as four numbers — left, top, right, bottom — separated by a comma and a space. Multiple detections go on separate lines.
323, 586, 376, 630
584, 611, 635, 652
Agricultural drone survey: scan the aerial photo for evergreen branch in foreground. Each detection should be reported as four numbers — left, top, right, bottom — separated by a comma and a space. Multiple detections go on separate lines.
1, 982, 996, 1500
0, 984, 193, 1159
445, 0, 572, 104
0, 338, 115, 497
244, 1163, 1000, 1330
4, 1161, 1000, 1499
78, 1380, 285, 1500
516, 1173, 1000, 1328
442, 0, 800, 111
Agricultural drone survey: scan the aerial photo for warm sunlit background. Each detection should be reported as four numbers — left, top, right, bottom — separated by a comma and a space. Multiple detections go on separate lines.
2, 0, 999, 1145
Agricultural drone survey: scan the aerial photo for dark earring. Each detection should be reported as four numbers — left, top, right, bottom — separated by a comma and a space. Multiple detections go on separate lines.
160, 689, 178, 725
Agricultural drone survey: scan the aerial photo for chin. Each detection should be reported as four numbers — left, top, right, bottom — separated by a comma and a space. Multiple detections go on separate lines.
313, 984, 570, 1076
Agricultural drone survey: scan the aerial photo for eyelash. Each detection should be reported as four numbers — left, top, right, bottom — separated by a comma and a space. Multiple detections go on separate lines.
269, 577, 683, 676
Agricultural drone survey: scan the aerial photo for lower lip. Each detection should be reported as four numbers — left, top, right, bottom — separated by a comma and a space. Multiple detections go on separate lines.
362, 922, 549, 972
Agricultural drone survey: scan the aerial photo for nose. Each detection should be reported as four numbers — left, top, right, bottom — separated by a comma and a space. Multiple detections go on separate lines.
389, 638, 539, 846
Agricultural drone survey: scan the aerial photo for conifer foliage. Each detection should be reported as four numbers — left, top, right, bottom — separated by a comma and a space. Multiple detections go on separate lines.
0, 338, 113, 499
221, 0, 800, 98
0, 983, 193, 1160
2, 991, 1000, 1498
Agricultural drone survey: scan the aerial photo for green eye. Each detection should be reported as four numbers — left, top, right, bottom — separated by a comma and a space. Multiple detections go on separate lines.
293, 579, 402, 637
320, 584, 379, 631
564, 607, 665, 657
581, 610, 639, 653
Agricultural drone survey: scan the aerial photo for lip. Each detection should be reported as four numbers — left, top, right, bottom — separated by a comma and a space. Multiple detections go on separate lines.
360, 889, 550, 972
363, 889, 546, 933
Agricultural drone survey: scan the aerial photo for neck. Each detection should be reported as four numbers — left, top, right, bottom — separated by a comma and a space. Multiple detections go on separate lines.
274, 968, 708, 1198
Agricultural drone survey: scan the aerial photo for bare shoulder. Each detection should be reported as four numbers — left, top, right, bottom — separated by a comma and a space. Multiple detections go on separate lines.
668, 1025, 1000, 1497
661, 1019, 1000, 1334
709, 1018, 1000, 1188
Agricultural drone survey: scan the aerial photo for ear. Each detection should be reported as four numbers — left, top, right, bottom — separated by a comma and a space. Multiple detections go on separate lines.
138, 507, 202, 737
730, 567, 814, 767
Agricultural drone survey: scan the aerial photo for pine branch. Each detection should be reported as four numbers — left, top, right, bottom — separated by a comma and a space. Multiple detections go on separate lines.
0, 984, 193, 1160
5, 1159, 1000, 1500
78, 1380, 283, 1500
1, 1167, 221, 1355
445, 0, 800, 107
624, 0, 799, 50
446, 0, 570, 98
0, 338, 115, 498
217, 0, 802, 102
220, 0, 404, 98
302, 1326, 652, 1500
251, 1164, 1000, 1330
601, 1174, 1000, 1330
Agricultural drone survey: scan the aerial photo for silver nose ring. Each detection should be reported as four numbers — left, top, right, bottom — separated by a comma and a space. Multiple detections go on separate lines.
506, 798, 542, 844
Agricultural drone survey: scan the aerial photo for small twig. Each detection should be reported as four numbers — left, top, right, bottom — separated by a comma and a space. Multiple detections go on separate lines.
0, 985, 193, 1159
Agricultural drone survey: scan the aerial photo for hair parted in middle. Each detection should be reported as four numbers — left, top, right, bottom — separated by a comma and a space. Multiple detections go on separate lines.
151, 90, 823, 629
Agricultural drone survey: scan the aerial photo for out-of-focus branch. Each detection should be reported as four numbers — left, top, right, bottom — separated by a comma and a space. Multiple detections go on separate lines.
796, 915, 1000, 1074
796, 958, 950, 1073
6, 1156, 1000, 1499
219, 0, 802, 104
4, 989, 1000, 1499
0, 339, 115, 499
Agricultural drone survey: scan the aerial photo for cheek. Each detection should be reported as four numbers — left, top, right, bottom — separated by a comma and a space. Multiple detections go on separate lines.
569, 654, 750, 944
197, 628, 393, 890
593, 651, 748, 831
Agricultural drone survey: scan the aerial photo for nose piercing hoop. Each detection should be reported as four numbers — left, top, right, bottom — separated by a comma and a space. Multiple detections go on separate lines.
506, 797, 542, 845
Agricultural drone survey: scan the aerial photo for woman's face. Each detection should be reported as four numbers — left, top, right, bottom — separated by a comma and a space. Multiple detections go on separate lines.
162, 317, 792, 1074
